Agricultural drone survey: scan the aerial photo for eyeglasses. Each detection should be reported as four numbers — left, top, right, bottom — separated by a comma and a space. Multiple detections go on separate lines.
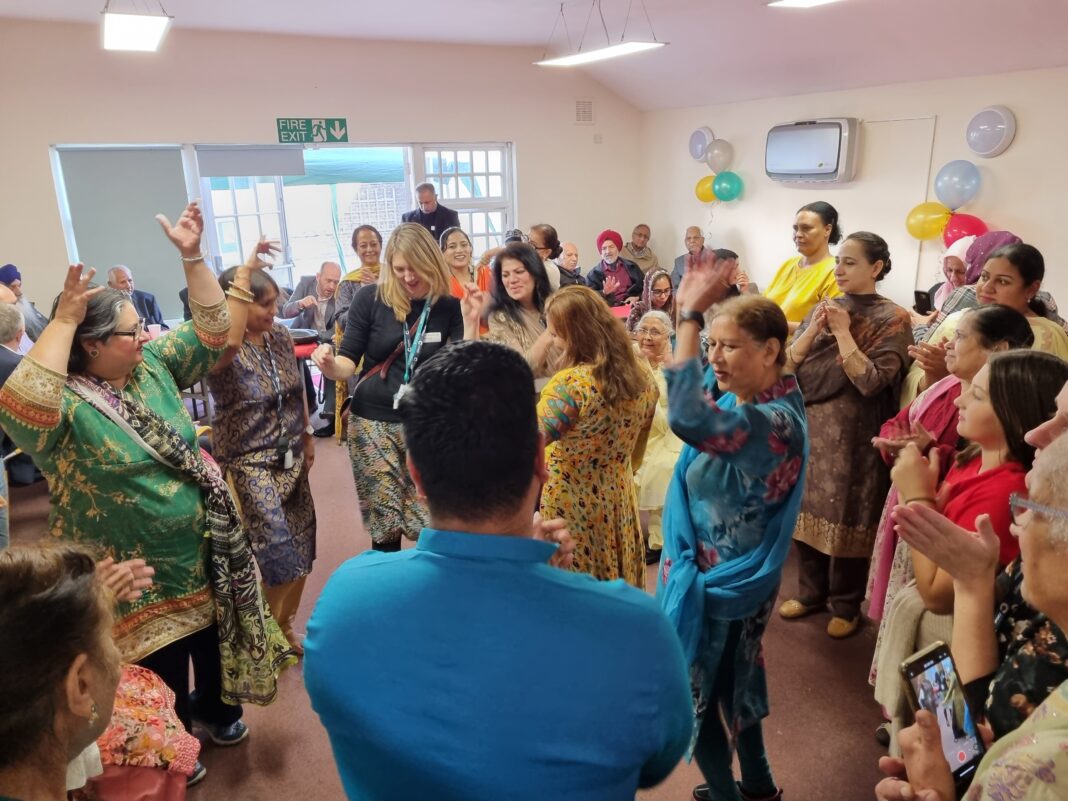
1010, 492, 1068, 527
650, 288, 672, 296
635, 327, 667, 337
112, 318, 146, 339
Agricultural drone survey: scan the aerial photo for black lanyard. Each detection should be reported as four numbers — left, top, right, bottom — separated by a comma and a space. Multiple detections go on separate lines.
245, 336, 287, 449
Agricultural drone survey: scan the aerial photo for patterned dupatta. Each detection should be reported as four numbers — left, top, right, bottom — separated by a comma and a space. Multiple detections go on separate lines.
68, 374, 295, 706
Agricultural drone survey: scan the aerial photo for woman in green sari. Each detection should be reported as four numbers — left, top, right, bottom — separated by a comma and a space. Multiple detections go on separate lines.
0, 202, 293, 754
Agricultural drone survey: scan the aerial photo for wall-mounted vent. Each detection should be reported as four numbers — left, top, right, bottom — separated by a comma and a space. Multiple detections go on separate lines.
574, 99, 595, 125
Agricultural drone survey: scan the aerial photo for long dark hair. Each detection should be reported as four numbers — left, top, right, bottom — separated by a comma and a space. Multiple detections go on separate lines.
958, 350, 1068, 469
490, 243, 553, 324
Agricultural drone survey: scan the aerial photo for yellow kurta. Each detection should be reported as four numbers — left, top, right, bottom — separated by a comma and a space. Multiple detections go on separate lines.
899, 310, 1068, 408
763, 255, 841, 324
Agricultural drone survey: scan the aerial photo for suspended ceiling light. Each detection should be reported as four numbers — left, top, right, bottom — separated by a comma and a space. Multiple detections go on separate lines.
101, 0, 173, 51
767, 0, 845, 8
536, 0, 667, 68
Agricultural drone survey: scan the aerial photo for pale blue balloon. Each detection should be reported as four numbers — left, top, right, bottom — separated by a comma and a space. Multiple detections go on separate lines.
934, 160, 981, 211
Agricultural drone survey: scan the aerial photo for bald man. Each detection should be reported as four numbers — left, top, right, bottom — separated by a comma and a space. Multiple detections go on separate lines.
108, 265, 167, 328
555, 241, 585, 287
283, 262, 342, 435
671, 227, 713, 290
622, 224, 660, 275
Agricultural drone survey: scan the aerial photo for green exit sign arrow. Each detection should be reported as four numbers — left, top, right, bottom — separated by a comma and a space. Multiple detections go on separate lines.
276, 118, 348, 143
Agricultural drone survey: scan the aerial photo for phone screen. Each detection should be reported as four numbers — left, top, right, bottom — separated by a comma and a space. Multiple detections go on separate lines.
914, 290, 933, 315
901, 642, 984, 786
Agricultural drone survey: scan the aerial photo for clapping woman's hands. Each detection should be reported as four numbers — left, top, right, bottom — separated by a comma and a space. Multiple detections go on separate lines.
97, 557, 155, 603
155, 201, 205, 259
533, 512, 576, 570
890, 443, 940, 503
824, 302, 852, 337
461, 282, 486, 330
53, 264, 106, 326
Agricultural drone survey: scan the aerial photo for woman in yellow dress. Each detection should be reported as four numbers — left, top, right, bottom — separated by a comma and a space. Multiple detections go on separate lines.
763, 201, 843, 333
538, 286, 658, 588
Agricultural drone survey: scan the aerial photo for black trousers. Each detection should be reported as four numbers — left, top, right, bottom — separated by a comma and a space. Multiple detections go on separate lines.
137, 624, 243, 732
795, 540, 869, 620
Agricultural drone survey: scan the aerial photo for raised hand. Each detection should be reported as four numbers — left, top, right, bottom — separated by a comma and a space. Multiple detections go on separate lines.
246, 236, 280, 271
602, 274, 621, 298
53, 264, 106, 326
734, 269, 751, 294
155, 201, 205, 258
675, 248, 732, 313
460, 282, 486, 329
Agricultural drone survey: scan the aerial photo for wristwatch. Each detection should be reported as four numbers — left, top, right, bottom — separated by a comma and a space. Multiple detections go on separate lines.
678, 309, 705, 326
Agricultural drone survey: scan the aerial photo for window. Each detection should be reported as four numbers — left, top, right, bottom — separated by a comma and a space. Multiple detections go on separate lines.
416, 144, 513, 256
200, 176, 291, 284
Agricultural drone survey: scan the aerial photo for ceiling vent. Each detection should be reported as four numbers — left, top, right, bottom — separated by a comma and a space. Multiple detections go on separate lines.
574, 99, 595, 125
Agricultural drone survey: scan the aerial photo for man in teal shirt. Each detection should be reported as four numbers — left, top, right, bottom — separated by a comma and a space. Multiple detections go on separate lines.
305, 340, 692, 801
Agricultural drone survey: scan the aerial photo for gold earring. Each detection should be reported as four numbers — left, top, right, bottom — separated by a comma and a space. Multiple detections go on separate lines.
88, 702, 98, 727
88, 349, 100, 359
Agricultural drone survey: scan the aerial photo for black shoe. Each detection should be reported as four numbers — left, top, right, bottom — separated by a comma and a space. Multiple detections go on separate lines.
313, 421, 335, 438
187, 761, 207, 786
645, 548, 662, 565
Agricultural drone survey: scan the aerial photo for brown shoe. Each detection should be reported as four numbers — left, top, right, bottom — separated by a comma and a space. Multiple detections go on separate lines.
827, 616, 860, 639
778, 599, 823, 620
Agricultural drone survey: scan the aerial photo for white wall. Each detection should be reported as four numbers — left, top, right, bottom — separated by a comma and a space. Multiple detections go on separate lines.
641, 66, 1068, 307
0, 19, 644, 306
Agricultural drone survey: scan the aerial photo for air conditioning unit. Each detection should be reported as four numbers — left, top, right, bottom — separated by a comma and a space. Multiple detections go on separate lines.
765, 118, 859, 183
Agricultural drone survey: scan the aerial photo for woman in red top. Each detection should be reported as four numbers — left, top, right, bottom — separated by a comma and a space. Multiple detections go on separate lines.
891, 350, 1068, 614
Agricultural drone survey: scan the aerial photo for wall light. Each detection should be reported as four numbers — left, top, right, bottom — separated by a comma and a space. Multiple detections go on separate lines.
536, 0, 667, 68
101, 0, 173, 51
767, 0, 845, 7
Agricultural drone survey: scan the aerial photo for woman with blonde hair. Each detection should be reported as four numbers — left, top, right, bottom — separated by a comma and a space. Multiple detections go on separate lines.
538, 285, 658, 587
313, 223, 484, 550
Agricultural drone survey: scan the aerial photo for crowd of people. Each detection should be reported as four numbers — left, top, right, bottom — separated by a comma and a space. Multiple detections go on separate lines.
3, 189, 1068, 801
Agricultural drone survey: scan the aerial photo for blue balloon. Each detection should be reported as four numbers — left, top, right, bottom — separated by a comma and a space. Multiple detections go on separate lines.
712, 171, 743, 202
934, 160, 981, 211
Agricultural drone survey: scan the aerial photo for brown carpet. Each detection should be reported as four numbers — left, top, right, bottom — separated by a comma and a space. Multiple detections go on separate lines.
9, 440, 885, 800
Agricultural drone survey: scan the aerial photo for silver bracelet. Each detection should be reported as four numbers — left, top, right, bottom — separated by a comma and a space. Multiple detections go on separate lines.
180, 253, 205, 263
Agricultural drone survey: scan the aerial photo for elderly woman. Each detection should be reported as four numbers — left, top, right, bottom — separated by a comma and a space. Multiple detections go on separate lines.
763, 201, 843, 333
658, 258, 808, 801
484, 242, 555, 391
779, 232, 913, 638
538, 285, 657, 587
0, 203, 291, 741
875, 427, 1068, 801
627, 268, 676, 333
313, 223, 483, 551
0, 545, 123, 801
903, 241, 1068, 406
337, 225, 384, 321
631, 309, 683, 564
586, 229, 644, 307
911, 235, 974, 334
526, 223, 563, 291
208, 248, 316, 656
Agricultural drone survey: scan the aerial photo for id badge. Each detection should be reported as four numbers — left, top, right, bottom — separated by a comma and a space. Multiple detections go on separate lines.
277, 437, 291, 469
392, 383, 409, 410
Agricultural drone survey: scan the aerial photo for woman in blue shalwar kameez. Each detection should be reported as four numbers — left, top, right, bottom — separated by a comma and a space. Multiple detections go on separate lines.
658, 261, 810, 801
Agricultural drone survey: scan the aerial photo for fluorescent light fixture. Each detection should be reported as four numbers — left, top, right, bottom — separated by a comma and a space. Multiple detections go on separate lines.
102, 10, 173, 51
768, 0, 844, 7
536, 40, 665, 67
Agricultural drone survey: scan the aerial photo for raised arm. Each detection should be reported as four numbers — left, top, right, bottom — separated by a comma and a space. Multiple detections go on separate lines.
212, 236, 280, 372
155, 202, 224, 309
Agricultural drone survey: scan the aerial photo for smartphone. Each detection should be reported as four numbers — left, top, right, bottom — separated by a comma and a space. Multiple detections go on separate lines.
914, 290, 933, 316
900, 641, 984, 791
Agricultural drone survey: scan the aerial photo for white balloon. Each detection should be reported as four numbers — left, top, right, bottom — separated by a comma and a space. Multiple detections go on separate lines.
704, 139, 734, 172
689, 126, 715, 161
966, 105, 1016, 158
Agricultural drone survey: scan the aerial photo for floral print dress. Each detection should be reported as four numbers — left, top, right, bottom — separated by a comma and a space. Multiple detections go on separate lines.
538, 364, 658, 588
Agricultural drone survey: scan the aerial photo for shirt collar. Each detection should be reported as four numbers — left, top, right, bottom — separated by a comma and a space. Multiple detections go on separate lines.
416, 528, 557, 563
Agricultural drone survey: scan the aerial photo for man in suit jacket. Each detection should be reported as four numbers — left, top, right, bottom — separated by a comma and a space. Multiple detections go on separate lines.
282, 262, 342, 436
401, 183, 461, 243
107, 265, 167, 328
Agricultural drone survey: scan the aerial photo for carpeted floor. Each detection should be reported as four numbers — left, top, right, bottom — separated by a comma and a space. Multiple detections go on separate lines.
9, 439, 886, 800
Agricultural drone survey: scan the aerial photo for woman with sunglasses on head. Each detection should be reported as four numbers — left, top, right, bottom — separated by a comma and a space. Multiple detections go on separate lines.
0, 203, 293, 753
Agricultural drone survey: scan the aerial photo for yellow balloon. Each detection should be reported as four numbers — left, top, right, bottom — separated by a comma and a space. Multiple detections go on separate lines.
695, 175, 718, 203
906, 201, 952, 240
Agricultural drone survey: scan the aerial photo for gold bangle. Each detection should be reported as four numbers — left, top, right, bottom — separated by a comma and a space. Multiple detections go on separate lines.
225, 288, 252, 304
903, 496, 936, 505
